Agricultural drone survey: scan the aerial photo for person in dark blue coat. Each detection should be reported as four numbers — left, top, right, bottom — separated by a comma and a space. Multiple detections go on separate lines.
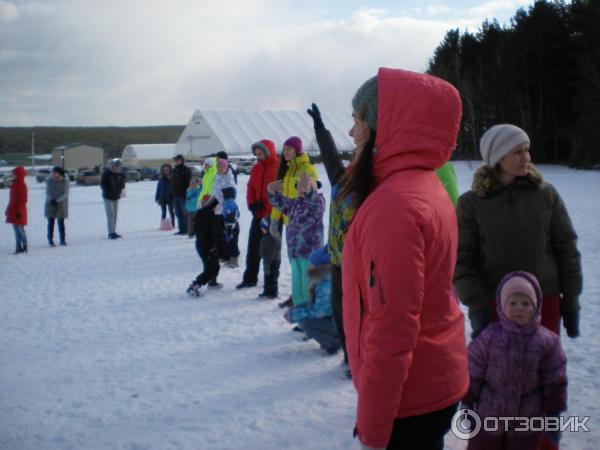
155, 163, 174, 227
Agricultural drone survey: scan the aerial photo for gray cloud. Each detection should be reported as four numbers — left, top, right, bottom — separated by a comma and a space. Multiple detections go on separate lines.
0, 1, 520, 126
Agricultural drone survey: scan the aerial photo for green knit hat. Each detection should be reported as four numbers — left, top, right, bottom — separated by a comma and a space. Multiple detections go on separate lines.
351, 75, 378, 130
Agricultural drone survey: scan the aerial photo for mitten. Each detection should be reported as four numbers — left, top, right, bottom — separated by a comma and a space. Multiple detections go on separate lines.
283, 310, 292, 323
16, 212, 21, 219
561, 310, 580, 338
469, 309, 491, 339
50, 199, 58, 206
306, 103, 324, 129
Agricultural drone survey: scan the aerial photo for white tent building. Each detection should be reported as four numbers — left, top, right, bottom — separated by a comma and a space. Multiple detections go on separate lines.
120, 144, 177, 168
175, 110, 355, 159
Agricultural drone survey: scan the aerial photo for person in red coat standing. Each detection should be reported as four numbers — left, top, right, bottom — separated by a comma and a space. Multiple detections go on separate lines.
340, 68, 469, 449
236, 139, 280, 294
5, 166, 28, 254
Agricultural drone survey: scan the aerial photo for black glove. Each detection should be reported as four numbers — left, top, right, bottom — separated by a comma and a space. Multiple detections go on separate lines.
469, 309, 491, 339
306, 103, 324, 130
561, 311, 579, 338
50, 199, 58, 206
16, 212, 22, 219
249, 201, 265, 213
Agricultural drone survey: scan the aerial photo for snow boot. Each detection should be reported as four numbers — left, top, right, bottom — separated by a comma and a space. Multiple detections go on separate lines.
207, 281, 223, 290
48, 238, 56, 247
186, 282, 202, 297
227, 256, 239, 268
278, 297, 293, 308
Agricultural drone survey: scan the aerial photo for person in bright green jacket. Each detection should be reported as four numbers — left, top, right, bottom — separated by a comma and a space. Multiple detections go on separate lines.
436, 161, 459, 206
197, 157, 217, 208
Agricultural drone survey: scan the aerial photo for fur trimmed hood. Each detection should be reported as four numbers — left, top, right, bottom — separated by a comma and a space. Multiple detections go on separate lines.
471, 164, 544, 198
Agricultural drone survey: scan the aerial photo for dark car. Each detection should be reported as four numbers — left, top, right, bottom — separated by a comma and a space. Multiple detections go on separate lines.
35, 168, 52, 183
76, 170, 101, 186
140, 167, 159, 181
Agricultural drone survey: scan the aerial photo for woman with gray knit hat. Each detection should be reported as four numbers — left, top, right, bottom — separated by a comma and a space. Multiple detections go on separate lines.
45, 166, 69, 246
340, 68, 468, 450
454, 124, 582, 343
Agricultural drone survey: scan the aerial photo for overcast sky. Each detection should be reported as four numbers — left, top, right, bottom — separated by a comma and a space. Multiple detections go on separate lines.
0, 0, 532, 126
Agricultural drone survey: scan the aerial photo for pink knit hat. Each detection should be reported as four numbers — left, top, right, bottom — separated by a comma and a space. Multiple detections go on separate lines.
499, 272, 538, 312
283, 136, 303, 155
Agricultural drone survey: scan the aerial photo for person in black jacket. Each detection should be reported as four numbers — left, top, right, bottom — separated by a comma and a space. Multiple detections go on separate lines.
155, 163, 174, 227
170, 154, 192, 235
100, 159, 126, 239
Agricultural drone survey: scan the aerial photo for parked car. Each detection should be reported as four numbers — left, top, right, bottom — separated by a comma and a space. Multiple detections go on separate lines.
76, 170, 101, 186
123, 167, 141, 182
35, 168, 52, 183
234, 158, 256, 175
140, 167, 159, 181
0, 171, 14, 188
66, 170, 77, 182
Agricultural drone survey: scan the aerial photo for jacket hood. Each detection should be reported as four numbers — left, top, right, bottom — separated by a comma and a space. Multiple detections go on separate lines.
496, 271, 543, 334
13, 166, 26, 180
372, 68, 462, 184
471, 164, 544, 198
255, 139, 278, 167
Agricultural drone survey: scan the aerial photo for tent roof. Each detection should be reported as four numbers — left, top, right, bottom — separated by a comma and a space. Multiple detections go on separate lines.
175, 110, 355, 158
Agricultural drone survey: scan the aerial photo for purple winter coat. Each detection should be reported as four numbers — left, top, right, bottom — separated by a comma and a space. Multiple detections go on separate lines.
268, 189, 325, 259
463, 272, 567, 421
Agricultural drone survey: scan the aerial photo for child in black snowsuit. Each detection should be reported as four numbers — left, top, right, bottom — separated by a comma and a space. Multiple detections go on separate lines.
187, 199, 221, 296
221, 186, 240, 268
258, 217, 281, 299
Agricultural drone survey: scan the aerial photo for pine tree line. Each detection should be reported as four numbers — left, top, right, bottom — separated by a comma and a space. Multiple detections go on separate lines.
427, 0, 600, 168
0, 126, 184, 161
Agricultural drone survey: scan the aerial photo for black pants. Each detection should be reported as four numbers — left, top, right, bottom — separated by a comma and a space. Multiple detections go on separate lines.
159, 200, 174, 225
215, 215, 230, 260
47, 218, 65, 242
193, 210, 220, 286
331, 264, 348, 363
242, 216, 263, 284
385, 403, 458, 450
263, 259, 281, 296
225, 222, 240, 258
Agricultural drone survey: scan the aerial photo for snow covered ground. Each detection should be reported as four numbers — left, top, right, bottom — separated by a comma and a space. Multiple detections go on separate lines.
0, 162, 598, 450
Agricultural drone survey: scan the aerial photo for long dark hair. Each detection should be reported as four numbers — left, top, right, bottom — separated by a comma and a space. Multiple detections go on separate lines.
276, 153, 288, 180
338, 130, 377, 209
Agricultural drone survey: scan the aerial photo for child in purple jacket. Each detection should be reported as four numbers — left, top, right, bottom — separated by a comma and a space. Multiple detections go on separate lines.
463, 271, 567, 450
267, 172, 325, 307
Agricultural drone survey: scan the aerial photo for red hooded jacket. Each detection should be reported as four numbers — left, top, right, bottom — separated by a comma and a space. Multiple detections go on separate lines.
5, 166, 28, 226
246, 139, 279, 219
342, 68, 469, 448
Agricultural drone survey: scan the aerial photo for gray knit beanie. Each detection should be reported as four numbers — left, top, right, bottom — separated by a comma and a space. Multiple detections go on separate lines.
480, 124, 530, 167
351, 75, 378, 130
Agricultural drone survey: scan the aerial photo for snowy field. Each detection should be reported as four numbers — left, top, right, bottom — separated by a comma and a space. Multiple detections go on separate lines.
0, 162, 598, 450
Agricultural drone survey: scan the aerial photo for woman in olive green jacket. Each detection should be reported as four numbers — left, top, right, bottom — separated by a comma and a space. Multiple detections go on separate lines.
454, 124, 582, 340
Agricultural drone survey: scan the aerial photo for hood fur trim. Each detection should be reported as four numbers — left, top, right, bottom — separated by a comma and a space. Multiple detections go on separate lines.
471, 164, 544, 198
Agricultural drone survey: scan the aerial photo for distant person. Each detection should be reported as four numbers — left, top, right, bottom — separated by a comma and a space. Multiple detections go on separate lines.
100, 159, 126, 239
236, 140, 279, 290
463, 271, 567, 450
454, 124, 582, 340
268, 171, 325, 307
45, 166, 70, 246
170, 154, 192, 235
155, 163, 174, 229
215, 150, 238, 184
5, 166, 28, 254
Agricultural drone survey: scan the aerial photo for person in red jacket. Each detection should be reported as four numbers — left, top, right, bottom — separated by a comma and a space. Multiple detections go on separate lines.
236, 139, 280, 294
5, 166, 28, 254
339, 68, 469, 449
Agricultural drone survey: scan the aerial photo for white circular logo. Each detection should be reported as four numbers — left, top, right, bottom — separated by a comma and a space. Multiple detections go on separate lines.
451, 408, 482, 440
